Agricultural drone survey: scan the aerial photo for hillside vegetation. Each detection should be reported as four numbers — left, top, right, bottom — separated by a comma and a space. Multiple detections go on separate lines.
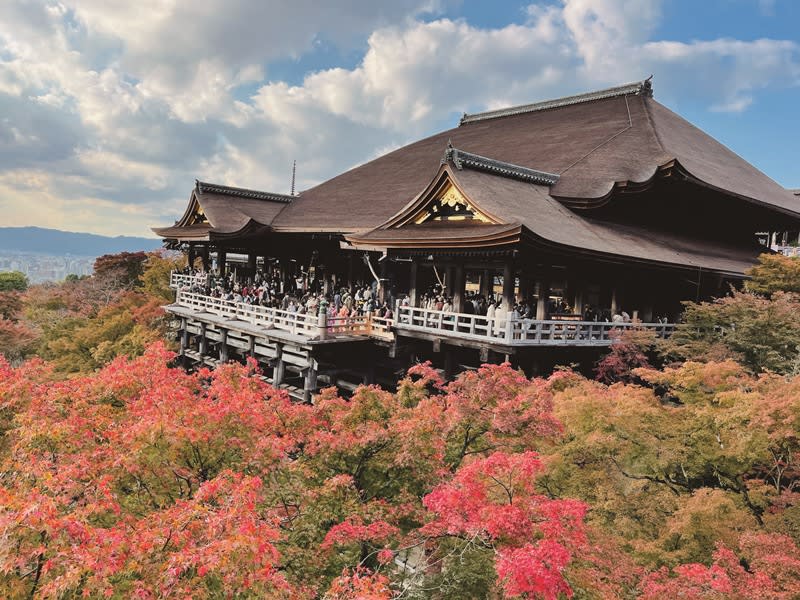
0, 254, 798, 599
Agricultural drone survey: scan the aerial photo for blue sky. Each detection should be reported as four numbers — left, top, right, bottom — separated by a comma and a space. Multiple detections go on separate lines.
0, 0, 797, 237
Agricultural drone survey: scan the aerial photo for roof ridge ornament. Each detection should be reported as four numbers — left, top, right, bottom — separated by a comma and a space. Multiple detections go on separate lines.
195, 180, 295, 203
459, 78, 654, 125
444, 145, 559, 186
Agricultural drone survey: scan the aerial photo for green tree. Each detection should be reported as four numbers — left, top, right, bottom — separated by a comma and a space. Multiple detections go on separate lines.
663, 290, 800, 374
746, 253, 800, 296
140, 252, 184, 302
0, 271, 28, 291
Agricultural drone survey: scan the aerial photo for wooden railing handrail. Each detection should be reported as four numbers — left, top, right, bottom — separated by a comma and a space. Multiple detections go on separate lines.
395, 305, 675, 345
172, 288, 675, 346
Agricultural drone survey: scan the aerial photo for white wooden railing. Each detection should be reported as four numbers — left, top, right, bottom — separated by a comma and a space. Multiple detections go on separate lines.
174, 290, 381, 340
394, 305, 675, 346
171, 282, 676, 346
170, 272, 209, 289
369, 315, 395, 341
177, 290, 320, 336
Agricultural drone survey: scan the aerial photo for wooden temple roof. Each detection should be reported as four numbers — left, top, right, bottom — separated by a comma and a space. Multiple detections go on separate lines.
347, 163, 767, 276
154, 79, 799, 274
152, 181, 293, 241
272, 78, 799, 232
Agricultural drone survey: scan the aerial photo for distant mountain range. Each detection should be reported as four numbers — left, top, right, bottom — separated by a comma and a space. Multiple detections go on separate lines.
0, 227, 163, 257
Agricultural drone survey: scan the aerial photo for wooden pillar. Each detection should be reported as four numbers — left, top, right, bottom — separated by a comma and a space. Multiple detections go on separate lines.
201, 246, 210, 271
642, 304, 654, 323
180, 317, 189, 356
519, 277, 530, 305
345, 253, 354, 289
409, 261, 418, 307
610, 287, 619, 314
248, 335, 256, 358
573, 287, 584, 316
219, 329, 229, 363
303, 363, 318, 404
247, 253, 256, 277
187, 245, 196, 269
536, 280, 549, 320
273, 344, 285, 386
217, 250, 227, 275
444, 347, 457, 381
453, 263, 465, 313
445, 265, 455, 297
199, 323, 208, 355
180, 318, 188, 355
378, 259, 387, 304
480, 269, 491, 299
502, 263, 515, 311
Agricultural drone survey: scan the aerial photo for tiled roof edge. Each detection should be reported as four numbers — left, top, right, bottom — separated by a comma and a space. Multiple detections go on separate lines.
196, 180, 295, 203
443, 144, 560, 186
459, 78, 653, 125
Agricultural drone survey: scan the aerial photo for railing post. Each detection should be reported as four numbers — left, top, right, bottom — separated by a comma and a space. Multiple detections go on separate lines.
505, 316, 514, 343
317, 298, 328, 340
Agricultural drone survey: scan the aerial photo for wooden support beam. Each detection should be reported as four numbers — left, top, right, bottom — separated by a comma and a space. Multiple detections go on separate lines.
479, 346, 489, 363
303, 365, 318, 404
273, 344, 285, 386
180, 317, 188, 355
409, 261, 418, 307
573, 287, 584, 316
347, 253, 354, 289
443, 348, 456, 380
199, 322, 208, 355
219, 328, 229, 363
217, 250, 227, 275
445, 265, 455, 297
536, 280, 549, 320
480, 269, 491, 298
502, 263, 515, 311
248, 335, 256, 358
453, 263, 465, 313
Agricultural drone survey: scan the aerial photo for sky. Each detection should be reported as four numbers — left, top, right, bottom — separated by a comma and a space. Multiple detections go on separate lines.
0, 0, 798, 238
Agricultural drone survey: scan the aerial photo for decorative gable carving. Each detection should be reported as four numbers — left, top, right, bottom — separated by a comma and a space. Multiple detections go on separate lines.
411, 182, 494, 225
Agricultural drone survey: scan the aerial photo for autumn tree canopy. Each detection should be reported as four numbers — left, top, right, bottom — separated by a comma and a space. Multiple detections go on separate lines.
0, 270, 28, 291
1, 346, 799, 599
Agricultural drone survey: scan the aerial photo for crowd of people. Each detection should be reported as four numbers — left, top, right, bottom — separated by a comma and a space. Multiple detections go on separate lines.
177, 267, 395, 320
413, 284, 669, 324
177, 267, 668, 326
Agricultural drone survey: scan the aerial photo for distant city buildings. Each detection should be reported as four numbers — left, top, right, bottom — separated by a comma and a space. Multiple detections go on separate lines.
0, 252, 95, 283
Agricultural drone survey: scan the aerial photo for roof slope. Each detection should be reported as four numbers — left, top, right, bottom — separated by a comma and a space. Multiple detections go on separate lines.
274, 81, 798, 232
349, 164, 765, 275
153, 181, 292, 241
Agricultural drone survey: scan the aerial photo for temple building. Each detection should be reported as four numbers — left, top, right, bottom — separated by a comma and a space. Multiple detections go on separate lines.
154, 79, 800, 399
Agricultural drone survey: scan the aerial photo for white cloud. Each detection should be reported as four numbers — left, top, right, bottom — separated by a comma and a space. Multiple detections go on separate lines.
0, 0, 797, 237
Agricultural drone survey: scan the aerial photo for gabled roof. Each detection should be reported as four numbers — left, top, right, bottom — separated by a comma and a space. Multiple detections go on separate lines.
348, 159, 767, 276
152, 180, 293, 241
272, 79, 799, 232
